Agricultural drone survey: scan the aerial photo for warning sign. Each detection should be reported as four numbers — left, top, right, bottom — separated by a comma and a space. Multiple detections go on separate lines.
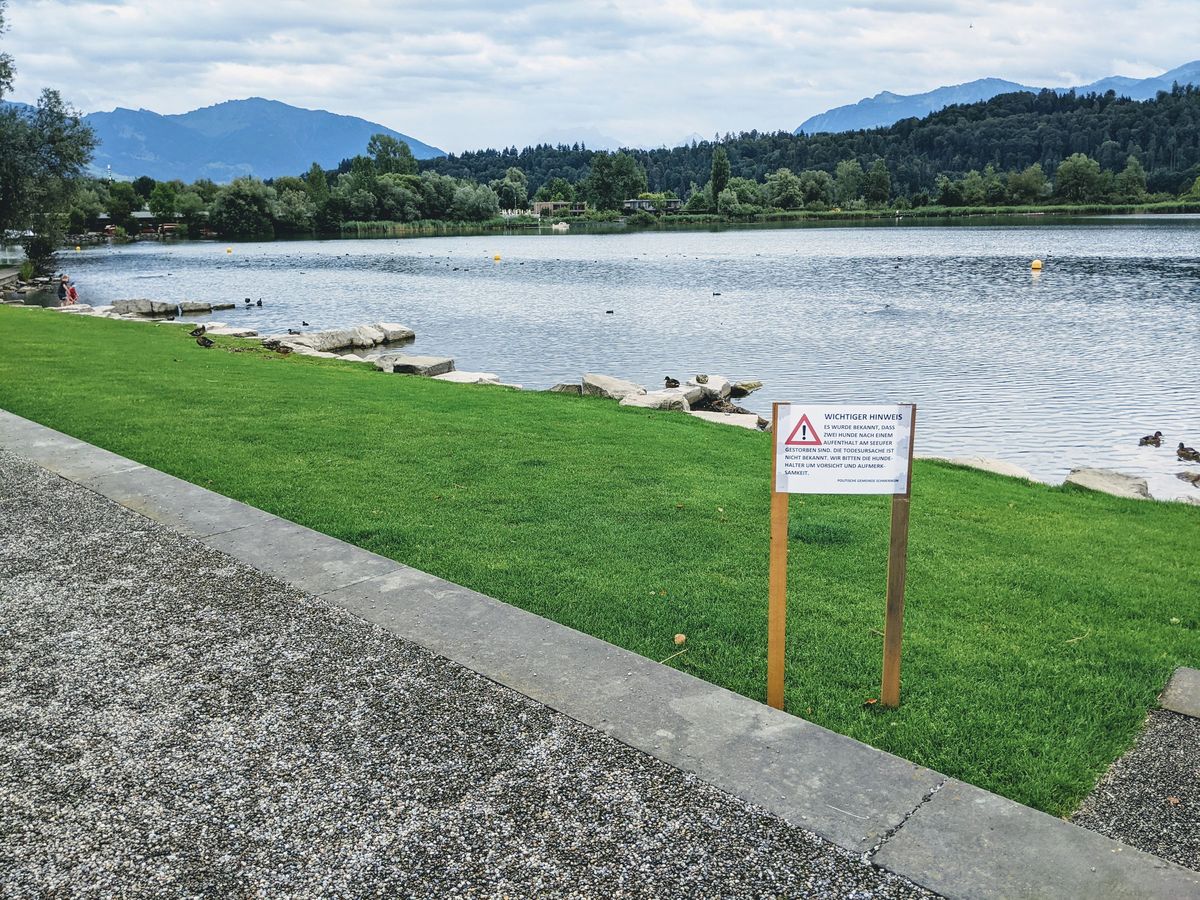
774, 404, 914, 495
785, 414, 822, 446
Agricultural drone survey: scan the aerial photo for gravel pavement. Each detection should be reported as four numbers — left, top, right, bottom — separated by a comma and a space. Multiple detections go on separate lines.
1071, 709, 1199, 872
0, 450, 937, 899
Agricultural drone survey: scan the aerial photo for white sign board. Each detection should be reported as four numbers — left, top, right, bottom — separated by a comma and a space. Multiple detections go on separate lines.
774, 404, 914, 495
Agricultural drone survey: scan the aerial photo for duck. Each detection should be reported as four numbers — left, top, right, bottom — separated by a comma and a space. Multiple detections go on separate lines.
1177, 471, 1200, 486
287, 328, 301, 335
244, 297, 251, 304
256, 299, 263, 307
196, 335, 215, 348
1138, 431, 1163, 447
695, 374, 709, 384
301, 320, 310, 326
189, 325, 206, 337
1178, 443, 1200, 463
664, 377, 680, 389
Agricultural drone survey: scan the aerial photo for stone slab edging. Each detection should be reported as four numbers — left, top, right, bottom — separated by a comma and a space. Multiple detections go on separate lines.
1160, 667, 1200, 719
1, 408, 1196, 900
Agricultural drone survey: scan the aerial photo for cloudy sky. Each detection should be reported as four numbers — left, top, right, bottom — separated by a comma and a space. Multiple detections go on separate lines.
5, 1, 1198, 152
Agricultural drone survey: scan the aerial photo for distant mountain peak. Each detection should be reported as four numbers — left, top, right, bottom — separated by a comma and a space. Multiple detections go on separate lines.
796, 61, 1200, 134
85, 98, 445, 182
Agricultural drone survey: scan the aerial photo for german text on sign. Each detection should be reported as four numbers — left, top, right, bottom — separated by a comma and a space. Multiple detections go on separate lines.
774, 404, 913, 495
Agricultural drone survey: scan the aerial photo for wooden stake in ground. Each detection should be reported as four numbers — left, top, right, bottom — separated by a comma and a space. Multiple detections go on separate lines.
767, 401, 790, 710
881, 404, 916, 708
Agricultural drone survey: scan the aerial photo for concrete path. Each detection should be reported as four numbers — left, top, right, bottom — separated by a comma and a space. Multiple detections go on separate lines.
0, 450, 932, 897
1, 409, 1198, 899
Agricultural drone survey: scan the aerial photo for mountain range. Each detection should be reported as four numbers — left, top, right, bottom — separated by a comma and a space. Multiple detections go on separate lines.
796, 60, 1200, 134
77, 98, 444, 182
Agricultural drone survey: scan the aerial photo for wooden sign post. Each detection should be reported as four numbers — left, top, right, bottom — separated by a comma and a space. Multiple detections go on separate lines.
768, 403, 916, 711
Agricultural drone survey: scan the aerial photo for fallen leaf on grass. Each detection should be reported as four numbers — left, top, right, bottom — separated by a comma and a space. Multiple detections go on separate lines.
674, 633, 686, 645
1168, 796, 1181, 806
864, 698, 879, 706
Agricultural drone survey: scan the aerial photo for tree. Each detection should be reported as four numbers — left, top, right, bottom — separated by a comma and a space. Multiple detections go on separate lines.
1054, 153, 1104, 202
367, 133, 418, 176
798, 169, 835, 207
1114, 156, 1147, 201
305, 163, 330, 202
210, 177, 276, 239
935, 175, 963, 206
148, 182, 179, 220
765, 168, 803, 209
131, 175, 156, 200
175, 191, 207, 234
534, 177, 575, 202
449, 183, 500, 221
834, 159, 864, 204
710, 147, 730, 199
490, 167, 528, 210
0, 2, 96, 271
585, 152, 648, 211
273, 188, 315, 233
0, 2, 12, 99
864, 159, 891, 205
105, 181, 141, 232
1007, 163, 1047, 204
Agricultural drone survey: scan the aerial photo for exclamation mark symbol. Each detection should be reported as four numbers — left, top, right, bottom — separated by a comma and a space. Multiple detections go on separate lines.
801, 422, 808, 440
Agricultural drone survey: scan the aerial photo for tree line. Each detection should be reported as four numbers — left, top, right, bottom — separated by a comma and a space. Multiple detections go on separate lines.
4, 8, 1200, 268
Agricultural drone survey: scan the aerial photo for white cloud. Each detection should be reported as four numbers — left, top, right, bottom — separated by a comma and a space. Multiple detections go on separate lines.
4, 0, 1198, 151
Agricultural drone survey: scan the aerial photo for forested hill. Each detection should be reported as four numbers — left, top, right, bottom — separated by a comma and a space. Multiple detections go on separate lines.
420, 87, 1200, 197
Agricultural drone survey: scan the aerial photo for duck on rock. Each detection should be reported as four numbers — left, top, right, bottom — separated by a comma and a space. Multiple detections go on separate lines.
664, 376, 680, 388
1178, 442, 1200, 463
1139, 431, 1163, 447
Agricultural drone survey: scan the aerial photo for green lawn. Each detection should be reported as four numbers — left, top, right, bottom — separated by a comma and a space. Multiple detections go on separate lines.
2, 306, 1197, 816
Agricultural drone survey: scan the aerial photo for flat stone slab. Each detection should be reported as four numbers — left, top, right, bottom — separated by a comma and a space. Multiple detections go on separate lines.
875, 778, 1200, 898
205, 327, 258, 338
922, 455, 1037, 480
1065, 467, 1151, 500
582, 373, 645, 400
375, 354, 455, 376
432, 371, 501, 384
1160, 667, 1200, 718
619, 389, 691, 411
689, 410, 762, 430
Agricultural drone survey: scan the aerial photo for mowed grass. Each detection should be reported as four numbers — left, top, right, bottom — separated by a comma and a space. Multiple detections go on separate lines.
1, 306, 1197, 816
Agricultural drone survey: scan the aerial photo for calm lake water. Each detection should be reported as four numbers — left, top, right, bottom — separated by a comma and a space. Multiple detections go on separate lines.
65, 219, 1200, 500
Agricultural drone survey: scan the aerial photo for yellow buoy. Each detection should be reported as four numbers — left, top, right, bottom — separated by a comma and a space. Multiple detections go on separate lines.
74, 245, 81, 252
493, 254, 501, 262
226, 247, 233, 254
1030, 259, 1043, 270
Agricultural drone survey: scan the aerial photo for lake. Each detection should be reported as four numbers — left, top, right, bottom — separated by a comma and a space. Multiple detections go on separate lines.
62, 218, 1200, 500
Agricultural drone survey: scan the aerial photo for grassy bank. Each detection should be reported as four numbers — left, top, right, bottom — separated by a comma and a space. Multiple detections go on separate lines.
1, 306, 1196, 816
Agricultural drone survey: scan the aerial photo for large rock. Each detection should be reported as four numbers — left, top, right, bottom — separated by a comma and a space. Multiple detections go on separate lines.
211, 302, 235, 311
619, 389, 692, 411
111, 298, 177, 316
375, 354, 455, 376
265, 322, 412, 353
178, 300, 212, 314
53, 304, 94, 313
918, 455, 1037, 481
582, 373, 646, 400
688, 411, 762, 430
1065, 467, 1151, 500
432, 371, 501, 384
730, 380, 764, 399
206, 326, 258, 338
547, 382, 582, 395
687, 375, 732, 400
376, 322, 416, 342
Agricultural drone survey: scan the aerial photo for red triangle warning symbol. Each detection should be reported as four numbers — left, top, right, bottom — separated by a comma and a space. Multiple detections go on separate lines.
785, 413, 822, 446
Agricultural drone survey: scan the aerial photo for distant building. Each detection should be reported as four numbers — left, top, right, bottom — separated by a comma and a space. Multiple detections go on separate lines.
623, 198, 682, 213
532, 200, 588, 217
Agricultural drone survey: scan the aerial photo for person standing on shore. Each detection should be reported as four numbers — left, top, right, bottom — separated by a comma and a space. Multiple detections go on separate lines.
57, 274, 78, 305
